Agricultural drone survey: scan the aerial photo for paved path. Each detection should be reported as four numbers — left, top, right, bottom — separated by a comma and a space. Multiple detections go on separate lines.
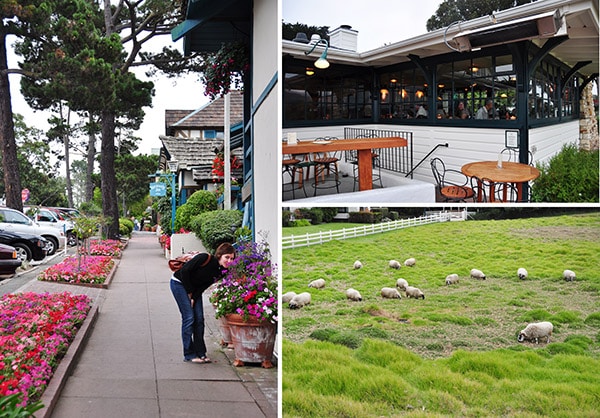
15, 232, 277, 418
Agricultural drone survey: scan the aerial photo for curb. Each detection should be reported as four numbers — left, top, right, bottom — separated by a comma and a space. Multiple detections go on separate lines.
36, 294, 103, 418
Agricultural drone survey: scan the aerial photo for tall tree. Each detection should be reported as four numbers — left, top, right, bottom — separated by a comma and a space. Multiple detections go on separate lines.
114, 152, 159, 217
426, 0, 536, 31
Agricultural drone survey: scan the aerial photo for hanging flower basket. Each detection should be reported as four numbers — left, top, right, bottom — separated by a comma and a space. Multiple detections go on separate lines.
201, 41, 249, 100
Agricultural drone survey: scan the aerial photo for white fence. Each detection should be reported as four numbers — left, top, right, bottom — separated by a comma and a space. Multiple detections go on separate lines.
282, 212, 457, 249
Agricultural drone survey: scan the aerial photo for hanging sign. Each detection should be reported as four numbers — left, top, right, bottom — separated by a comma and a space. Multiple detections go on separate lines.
149, 182, 167, 197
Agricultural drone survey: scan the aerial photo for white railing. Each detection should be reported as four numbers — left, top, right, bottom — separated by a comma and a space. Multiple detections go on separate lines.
282, 212, 455, 249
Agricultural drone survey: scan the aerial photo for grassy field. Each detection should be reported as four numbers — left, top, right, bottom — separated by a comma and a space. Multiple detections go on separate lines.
282, 212, 600, 417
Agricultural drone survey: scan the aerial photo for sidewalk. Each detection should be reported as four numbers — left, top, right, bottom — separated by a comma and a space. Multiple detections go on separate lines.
16, 232, 277, 418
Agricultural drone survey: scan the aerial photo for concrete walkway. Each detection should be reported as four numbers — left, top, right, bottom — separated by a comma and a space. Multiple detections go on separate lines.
15, 232, 277, 418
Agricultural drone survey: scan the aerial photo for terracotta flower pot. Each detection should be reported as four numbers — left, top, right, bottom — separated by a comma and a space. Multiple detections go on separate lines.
226, 313, 276, 368
217, 316, 234, 349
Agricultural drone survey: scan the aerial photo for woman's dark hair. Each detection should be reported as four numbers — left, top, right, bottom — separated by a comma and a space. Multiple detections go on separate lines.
214, 242, 236, 259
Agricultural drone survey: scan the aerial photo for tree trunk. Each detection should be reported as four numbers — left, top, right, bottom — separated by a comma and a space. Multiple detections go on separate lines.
101, 109, 120, 239
62, 106, 73, 207
0, 30, 23, 211
85, 118, 96, 202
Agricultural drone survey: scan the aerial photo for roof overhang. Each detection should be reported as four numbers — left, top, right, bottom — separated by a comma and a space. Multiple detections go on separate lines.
282, 0, 598, 77
171, 0, 251, 54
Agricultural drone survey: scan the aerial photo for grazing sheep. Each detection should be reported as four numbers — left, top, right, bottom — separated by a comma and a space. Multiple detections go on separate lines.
405, 286, 425, 299
470, 268, 486, 280
380, 287, 402, 299
445, 274, 459, 285
389, 260, 401, 269
308, 278, 326, 289
404, 257, 416, 267
395, 278, 409, 290
353, 260, 363, 269
518, 321, 553, 344
563, 269, 576, 282
345, 288, 363, 301
288, 292, 311, 309
517, 268, 528, 280
282, 291, 297, 303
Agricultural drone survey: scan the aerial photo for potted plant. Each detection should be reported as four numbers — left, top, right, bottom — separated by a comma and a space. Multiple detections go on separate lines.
201, 41, 249, 100
209, 239, 278, 368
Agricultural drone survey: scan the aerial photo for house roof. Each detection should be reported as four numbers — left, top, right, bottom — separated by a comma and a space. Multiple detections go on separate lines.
159, 136, 243, 181
282, 0, 598, 78
165, 91, 244, 135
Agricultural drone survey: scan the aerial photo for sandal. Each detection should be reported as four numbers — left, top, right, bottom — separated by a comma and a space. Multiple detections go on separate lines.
191, 356, 211, 364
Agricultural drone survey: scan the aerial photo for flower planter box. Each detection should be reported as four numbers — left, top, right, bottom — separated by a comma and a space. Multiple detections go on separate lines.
169, 233, 204, 259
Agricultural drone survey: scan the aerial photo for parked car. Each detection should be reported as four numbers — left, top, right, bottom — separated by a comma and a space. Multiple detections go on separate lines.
0, 229, 48, 262
24, 206, 77, 246
0, 207, 64, 255
0, 243, 22, 277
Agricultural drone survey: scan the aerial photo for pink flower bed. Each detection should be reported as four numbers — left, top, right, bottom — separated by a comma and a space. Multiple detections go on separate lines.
38, 256, 115, 285
0, 292, 92, 405
79, 239, 124, 257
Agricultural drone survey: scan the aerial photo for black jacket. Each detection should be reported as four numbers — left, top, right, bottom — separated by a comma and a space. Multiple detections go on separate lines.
173, 253, 224, 300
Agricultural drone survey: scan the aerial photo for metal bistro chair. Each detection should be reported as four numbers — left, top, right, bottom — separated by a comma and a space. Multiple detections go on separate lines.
499, 148, 534, 202
345, 134, 383, 191
312, 136, 341, 196
282, 155, 307, 199
430, 157, 475, 202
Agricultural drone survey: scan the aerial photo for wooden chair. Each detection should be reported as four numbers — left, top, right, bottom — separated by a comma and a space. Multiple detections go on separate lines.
430, 157, 475, 202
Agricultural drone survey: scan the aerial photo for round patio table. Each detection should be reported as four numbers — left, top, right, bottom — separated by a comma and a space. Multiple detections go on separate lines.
461, 161, 540, 202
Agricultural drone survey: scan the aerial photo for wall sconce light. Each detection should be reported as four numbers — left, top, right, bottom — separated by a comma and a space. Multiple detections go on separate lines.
438, 83, 445, 89
470, 66, 479, 73
415, 90, 424, 99
401, 88, 408, 99
305, 36, 329, 69
390, 78, 397, 84
305, 67, 315, 76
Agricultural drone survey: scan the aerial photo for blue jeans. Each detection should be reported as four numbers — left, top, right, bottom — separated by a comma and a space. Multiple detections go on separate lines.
170, 279, 207, 361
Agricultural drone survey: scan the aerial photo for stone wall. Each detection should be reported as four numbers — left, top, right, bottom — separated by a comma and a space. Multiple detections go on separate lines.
579, 83, 599, 151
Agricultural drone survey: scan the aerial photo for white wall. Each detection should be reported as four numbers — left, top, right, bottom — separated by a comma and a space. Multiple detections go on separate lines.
252, 0, 279, 257
283, 122, 581, 186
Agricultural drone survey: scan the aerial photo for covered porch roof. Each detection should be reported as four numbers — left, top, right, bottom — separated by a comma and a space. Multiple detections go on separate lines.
282, 0, 598, 78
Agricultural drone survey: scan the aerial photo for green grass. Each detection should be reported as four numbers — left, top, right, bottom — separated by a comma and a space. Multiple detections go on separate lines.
282, 212, 600, 417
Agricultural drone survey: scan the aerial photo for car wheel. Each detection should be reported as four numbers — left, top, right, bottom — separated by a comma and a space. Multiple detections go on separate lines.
44, 236, 59, 255
67, 231, 78, 247
13, 243, 32, 262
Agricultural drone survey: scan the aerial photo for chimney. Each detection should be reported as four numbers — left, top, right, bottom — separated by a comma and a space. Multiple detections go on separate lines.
329, 25, 358, 52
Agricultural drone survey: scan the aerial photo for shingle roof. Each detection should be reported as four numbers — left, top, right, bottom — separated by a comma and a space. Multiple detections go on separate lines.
165, 91, 244, 134
159, 136, 243, 182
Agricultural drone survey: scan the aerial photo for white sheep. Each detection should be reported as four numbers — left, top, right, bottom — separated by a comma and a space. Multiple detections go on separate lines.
470, 268, 486, 280
308, 278, 326, 289
381, 287, 402, 299
395, 278, 409, 290
353, 260, 363, 269
288, 292, 311, 309
518, 321, 553, 344
405, 286, 425, 299
389, 260, 401, 269
404, 257, 416, 267
445, 274, 459, 285
282, 291, 297, 303
517, 268, 528, 280
563, 269, 576, 282
345, 288, 363, 301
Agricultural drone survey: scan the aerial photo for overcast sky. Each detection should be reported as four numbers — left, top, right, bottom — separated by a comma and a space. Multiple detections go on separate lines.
283, 0, 443, 51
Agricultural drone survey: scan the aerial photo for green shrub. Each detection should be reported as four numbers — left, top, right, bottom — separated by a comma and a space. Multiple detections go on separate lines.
192, 209, 242, 252
174, 190, 218, 231
119, 218, 134, 236
290, 219, 311, 227
349, 211, 382, 223
282, 209, 292, 227
321, 207, 339, 223
531, 144, 599, 202
0, 393, 43, 417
